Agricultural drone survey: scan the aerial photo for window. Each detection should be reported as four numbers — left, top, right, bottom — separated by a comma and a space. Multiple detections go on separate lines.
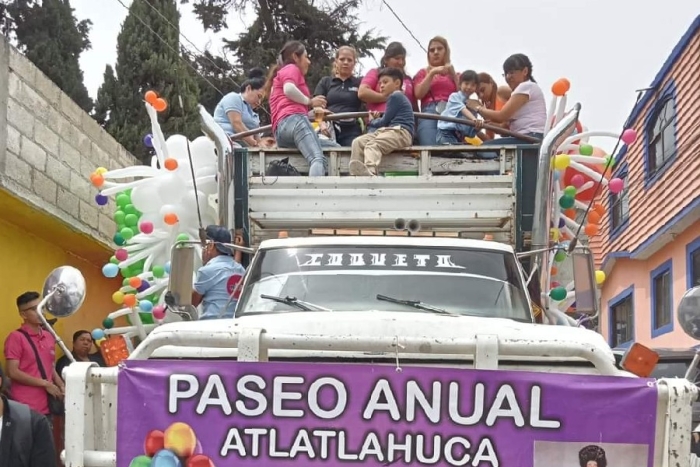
651, 260, 673, 337
646, 95, 676, 175
610, 174, 629, 231
687, 237, 700, 288
609, 288, 634, 348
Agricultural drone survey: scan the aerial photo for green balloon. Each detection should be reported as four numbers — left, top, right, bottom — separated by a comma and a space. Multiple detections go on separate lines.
120, 227, 134, 240
103, 317, 114, 329
558, 195, 575, 209
549, 286, 567, 301
148, 293, 160, 303
120, 266, 132, 278
114, 210, 126, 224
128, 455, 152, 467
579, 144, 593, 156
563, 185, 577, 197
140, 313, 155, 325
124, 204, 139, 216
116, 193, 130, 207
152, 265, 165, 278
110, 256, 119, 264
124, 213, 139, 227
113, 232, 125, 246
554, 250, 566, 262
176, 233, 190, 243
122, 278, 130, 286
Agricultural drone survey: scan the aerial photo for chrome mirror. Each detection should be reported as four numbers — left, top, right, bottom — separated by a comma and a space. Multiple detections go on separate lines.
679, 286, 700, 340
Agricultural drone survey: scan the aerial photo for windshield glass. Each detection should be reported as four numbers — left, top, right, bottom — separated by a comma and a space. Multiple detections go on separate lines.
236, 245, 532, 322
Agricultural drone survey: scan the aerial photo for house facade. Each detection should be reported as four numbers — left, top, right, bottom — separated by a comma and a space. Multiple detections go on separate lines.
590, 16, 700, 349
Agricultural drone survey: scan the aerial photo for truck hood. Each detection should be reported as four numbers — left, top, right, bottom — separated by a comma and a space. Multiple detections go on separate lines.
147, 311, 616, 368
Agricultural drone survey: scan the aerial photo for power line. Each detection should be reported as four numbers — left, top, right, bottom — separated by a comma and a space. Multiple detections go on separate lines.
380, 0, 425, 53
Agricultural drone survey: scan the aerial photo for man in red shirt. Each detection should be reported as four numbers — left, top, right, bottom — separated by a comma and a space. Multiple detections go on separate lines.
3, 291, 65, 422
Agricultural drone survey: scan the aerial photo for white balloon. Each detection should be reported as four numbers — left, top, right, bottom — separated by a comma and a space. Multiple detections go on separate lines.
190, 136, 217, 172
165, 135, 190, 161
130, 183, 163, 214
158, 172, 185, 203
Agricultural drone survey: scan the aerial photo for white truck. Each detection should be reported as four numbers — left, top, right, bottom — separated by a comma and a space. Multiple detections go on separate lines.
44, 105, 698, 466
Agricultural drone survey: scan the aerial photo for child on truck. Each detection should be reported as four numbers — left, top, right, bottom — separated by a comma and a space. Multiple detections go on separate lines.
436, 70, 491, 146
349, 67, 415, 176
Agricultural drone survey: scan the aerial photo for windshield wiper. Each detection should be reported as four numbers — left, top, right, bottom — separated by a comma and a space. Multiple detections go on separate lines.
376, 294, 456, 316
260, 294, 331, 312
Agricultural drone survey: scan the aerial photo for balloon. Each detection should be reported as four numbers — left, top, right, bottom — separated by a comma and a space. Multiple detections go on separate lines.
570, 174, 585, 188
595, 270, 606, 285
553, 154, 570, 171
551, 78, 570, 97
131, 184, 164, 214
103, 317, 114, 329
115, 249, 128, 261
140, 221, 154, 234
164, 158, 179, 171
123, 294, 137, 308
129, 456, 153, 467
153, 305, 167, 320
563, 163, 610, 202
151, 449, 181, 467
579, 144, 594, 156
102, 263, 119, 278
144, 430, 165, 457
549, 286, 567, 301
186, 455, 214, 467
139, 300, 154, 312
621, 129, 637, 145
609, 177, 624, 194
163, 422, 197, 458
95, 193, 109, 206
153, 98, 168, 112
112, 291, 125, 304
158, 173, 185, 202
143, 134, 154, 148
90, 173, 105, 188
144, 90, 158, 104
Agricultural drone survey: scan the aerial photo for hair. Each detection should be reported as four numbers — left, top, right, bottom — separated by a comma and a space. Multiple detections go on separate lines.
380, 41, 407, 67
16, 291, 40, 309
459, 70, 478, 85
378, 67, 404, 83
333, 45, 358, 75
264, 40, 307, 96
73, 330, 92, 343
240, 68, 266, 92
477, 72, 498, 109
427, 36, 451, 65
578, 445, 607, 467
503, 53, 536, 82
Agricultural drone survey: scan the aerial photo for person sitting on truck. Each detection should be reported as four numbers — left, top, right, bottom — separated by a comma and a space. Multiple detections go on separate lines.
213, 68, 266, 146
192, 225, 246, 320
267, 40, 340, 177
436, 70, 491, 146
314, 46, 365, 146
349, 67, 415, 176
466, 54, 546, 144
358, 42, 417, 113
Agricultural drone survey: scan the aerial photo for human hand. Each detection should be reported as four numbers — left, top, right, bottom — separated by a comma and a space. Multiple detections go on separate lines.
310, 96, 327, 108
429, 66, 448, 76
368, 111, 381, 121
467, 99, 482, 110
45, 381, 62, 397
474, 119, 484, 130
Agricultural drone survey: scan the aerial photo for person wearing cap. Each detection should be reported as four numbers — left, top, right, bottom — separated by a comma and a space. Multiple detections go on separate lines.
191, 225, 247, 319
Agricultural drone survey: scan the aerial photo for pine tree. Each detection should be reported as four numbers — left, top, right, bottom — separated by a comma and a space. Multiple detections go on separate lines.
9, 0, 93, 112
95, 0, 201, 164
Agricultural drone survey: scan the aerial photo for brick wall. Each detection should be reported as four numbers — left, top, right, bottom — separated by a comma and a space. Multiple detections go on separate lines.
0, 38, 138, 246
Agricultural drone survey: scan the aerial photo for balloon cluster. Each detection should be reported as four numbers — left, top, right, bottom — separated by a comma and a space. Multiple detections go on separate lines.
543, 78, 637, 320
90, 91, 219, 349
128, 422, 215, 467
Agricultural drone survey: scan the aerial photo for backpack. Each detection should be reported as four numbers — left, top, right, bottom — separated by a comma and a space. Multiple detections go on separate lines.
8, 399, 33, 466
266, 157, 300, 176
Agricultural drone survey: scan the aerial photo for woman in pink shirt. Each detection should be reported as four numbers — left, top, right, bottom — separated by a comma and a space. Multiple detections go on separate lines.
413, 36, 459, 146
358, 42, 416, 113
266, 40, 339, 177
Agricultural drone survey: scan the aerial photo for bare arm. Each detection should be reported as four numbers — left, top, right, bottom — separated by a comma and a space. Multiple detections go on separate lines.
192, 291, 203, 307
357, 84, 387, 104
227, 111, 257, 146
52, 368, 64, 390
474, 93, 529, 124
6, 359, 47, 387
413, 69, 437, 100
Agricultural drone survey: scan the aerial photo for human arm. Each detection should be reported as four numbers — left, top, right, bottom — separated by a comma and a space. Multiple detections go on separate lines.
29, 413, 58, 467
192, 264, 213, 307
467, 84, 531, 123
413, 67, 448, 100
52, 368, 64, 392
357, 69, 388, 104
368, 93, 401, 129
313, 76, 329, 98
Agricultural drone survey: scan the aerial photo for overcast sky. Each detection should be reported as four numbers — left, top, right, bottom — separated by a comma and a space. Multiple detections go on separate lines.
72, 0, 698, 152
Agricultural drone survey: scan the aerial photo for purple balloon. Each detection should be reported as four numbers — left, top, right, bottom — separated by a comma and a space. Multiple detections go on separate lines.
558, 218, 565, 228
137, 281, 150, 292
194, 439, 202, 454
143, 134, 154, 148
95, 193, 108, 206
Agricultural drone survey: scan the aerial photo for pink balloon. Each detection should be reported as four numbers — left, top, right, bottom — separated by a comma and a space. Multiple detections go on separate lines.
139, 221, 154, 234
609, 177, 624, 194
621, 129, 637, 145
152, 305, 166, 320
570, 174, 585, 189
115, 248, 128, 261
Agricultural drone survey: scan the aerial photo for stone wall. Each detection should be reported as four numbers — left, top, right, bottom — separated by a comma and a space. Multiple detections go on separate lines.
0, 38, 138, 247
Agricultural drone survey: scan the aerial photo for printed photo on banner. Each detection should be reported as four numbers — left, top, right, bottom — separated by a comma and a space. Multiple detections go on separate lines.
533, 441, 649, 467
116, 361, 658, 467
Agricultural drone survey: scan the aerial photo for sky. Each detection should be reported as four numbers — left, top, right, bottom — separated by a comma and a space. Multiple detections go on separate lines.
71, 0, 699, 153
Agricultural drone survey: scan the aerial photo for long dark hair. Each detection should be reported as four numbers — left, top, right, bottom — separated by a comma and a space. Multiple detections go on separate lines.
264, 41, 307, 96
241, 68, 266, 92
503, 53, 536, 83
380, 41, 406, 68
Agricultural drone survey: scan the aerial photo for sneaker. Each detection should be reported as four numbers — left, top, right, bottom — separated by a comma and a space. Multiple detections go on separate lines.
349, 160, 374, 176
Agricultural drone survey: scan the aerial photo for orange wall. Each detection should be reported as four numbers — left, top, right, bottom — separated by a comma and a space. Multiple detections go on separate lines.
599, 220, 700, 348
0, 216, 117, 365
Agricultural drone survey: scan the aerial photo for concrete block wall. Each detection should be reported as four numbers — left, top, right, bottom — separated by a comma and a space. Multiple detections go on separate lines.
0, 38, 138, 247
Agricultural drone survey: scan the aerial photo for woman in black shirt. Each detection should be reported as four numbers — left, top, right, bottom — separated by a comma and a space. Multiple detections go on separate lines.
314, 45, 364, 146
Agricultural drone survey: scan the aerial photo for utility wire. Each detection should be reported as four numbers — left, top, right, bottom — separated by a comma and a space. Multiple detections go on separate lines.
379, 0, 425, 53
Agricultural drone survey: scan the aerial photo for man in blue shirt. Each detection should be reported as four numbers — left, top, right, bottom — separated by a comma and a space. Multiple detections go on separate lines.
349, 67, 415, 176
192, 225, 246, 320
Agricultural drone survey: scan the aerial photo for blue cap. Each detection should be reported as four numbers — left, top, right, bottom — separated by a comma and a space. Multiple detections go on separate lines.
205, 225, 234, 256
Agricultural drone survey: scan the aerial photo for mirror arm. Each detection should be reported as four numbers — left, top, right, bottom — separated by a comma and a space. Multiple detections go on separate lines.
37, 289, 75, 363
686, 351, 700, 382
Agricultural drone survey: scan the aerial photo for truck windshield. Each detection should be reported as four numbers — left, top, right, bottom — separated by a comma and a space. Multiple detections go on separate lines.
236, 245, 532, 322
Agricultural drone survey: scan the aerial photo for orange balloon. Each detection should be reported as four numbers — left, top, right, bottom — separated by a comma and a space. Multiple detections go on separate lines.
164, 158, 178, 171
551, 266, 558, 276
164, 213, 178, 225
588, 210, 601, 224
90, 173, 105, 188
123, 294, 137, 308
551, 78, 571, 97
584, 224, 599, 237
593, 203, 606, 216
129, 277, 142, 289
564, 208, 577, 219
154, 98, 168, 112
144, 90, 158, 104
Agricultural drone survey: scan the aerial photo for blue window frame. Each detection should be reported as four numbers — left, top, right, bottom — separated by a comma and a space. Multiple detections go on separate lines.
644, 81, 677, 188
687, 237, 700, 289
609, 162, 629, 240
608, 286, 634, 348
650, 260, 673, 338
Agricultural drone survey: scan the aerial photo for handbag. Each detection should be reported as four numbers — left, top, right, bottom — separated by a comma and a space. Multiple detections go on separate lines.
266, 157, 301, 176
18, 329, 65, 415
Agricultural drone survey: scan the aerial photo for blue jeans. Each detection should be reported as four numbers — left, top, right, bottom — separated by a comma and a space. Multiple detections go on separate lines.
481, 132, 544, 145
275, 114, 340, 176
416, 101, 442, 146
436, 129, 497, 160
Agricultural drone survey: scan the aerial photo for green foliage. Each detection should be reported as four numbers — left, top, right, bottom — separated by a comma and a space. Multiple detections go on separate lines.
8, 0, 93, 112
94, 0, 201, 164
183, 49, 243, 114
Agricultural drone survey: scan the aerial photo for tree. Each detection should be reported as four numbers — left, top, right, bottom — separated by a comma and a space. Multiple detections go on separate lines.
184, 0, 386, 92
183, 48, 242, 114
95, 0, 201, 164
8, 0, 93, 112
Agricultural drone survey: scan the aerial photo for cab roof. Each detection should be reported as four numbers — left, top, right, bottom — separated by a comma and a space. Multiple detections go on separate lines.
258, 236, 516, 253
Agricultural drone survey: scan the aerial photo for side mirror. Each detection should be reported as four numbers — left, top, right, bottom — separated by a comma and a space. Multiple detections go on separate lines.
571, 246, 598, 315
678, 287, 700, 382
38, 266, 87, 362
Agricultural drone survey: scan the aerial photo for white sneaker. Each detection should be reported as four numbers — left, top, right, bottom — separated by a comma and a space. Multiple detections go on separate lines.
349, 160, 374, 176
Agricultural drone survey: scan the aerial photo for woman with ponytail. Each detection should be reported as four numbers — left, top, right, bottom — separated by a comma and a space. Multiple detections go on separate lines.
358, 42, 416, 112
213, 68, 266, 146
267, 40, 339, 177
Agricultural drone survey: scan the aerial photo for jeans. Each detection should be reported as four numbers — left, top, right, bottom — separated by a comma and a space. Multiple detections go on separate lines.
334, 122, 363, 147
481, 132, 544, 145
416, 101, 442, 146
275, 114, 340, 176
436, 129, 497, 160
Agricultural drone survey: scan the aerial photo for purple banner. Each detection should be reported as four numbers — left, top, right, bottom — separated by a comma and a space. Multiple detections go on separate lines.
117, 361, 657, 467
